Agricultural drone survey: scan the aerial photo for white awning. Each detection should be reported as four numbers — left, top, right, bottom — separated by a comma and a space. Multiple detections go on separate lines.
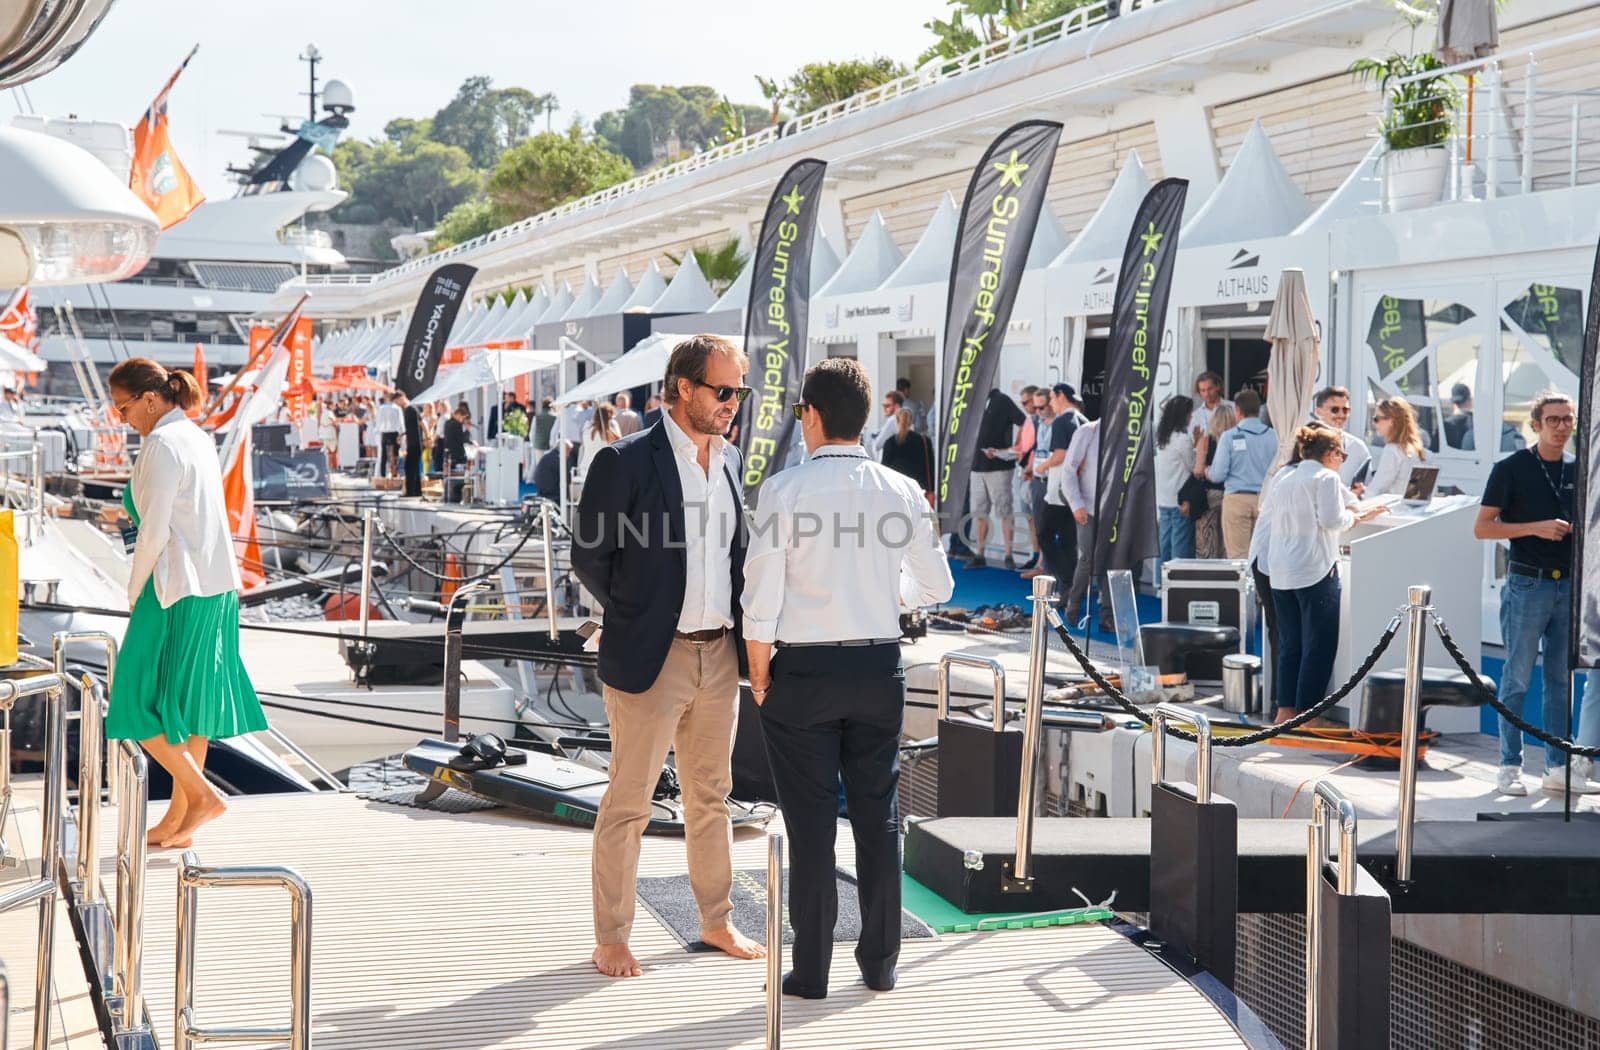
1051, 150, 1151, 266
554, 332, 743, 405
1181, 120, 1312, 247
412, 349, 570, 405
648, 253, 718, 313
817, 211, 904, 297
881, 193, 958, 289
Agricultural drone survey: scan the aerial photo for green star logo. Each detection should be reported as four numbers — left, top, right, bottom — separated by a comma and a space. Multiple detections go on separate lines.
1139, 221, 1164, 256
781, 185, 805, 215
993, 150, 1029, 189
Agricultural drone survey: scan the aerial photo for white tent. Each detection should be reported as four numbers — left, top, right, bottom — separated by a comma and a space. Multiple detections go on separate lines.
455, 297, 505, 346
810, 228, 842, 290
1025, 206, 1068, 269
442, 301, 484, 347
711, 256, 753, 313
591, 269, 635, 315
621, 261, 668, 312
648, 253, 718, 313
520, 284, 552, 324
481, 290, 530, 341
1181, 120, 1312, 247
412, 349, 569, 405
561, 275, 604, 320
1293, 141, 1382, 235
881, 194, 958, 290
554, 332, 744, 406
1052, 150, 1152, 265
534, 282, 575, 325
817, 211, 904, 297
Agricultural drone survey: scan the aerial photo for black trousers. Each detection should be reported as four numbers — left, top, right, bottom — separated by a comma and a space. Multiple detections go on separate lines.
380, 433, 400, 477
403, 445, 422, 497
1038, 501, 1078, 598
1251, 559, 1280, 707
759, 643, 903, 994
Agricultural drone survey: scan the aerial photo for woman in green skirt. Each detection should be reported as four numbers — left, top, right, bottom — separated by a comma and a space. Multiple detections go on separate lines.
107, 358, 267, 848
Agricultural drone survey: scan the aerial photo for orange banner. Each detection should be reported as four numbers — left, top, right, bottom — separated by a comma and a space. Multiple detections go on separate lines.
130, 47, 205, 229
284, 316, 313, 422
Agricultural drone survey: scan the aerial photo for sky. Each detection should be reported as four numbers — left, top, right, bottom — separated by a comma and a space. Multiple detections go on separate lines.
16, 0, 949, 199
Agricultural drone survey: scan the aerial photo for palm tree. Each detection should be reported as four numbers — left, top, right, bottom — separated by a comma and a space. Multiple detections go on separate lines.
667, 239, 748, 295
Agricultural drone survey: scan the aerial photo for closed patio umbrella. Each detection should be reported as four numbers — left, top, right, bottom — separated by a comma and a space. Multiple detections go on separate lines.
1436, 0, 1499, 167
1261, 268, 1319, 501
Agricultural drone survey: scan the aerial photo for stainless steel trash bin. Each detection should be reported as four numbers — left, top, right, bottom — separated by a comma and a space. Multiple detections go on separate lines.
1221, 653, 1261, 714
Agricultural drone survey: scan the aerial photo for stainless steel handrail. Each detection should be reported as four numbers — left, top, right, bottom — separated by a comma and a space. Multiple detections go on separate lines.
262, 726, 347, 792
1004, 574, 1056, 892
1151, 704, 1214, 804
51, 630, 119, 812
935, 652, 1007, 730
0, 957, 9, 1050
766, 833, 783, 1050
176, 852, 313, 1050
1305, 781, 1359, 1049
1396, 585, 1431, 883
539, 501, 558, 643
112, 740, 149, 1041
0, 671, 68, 1050
441, 581, 490, 743
357, 508, 375, 647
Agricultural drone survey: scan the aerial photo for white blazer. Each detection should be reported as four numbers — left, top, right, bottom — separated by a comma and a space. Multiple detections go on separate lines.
128, 408, 242, 607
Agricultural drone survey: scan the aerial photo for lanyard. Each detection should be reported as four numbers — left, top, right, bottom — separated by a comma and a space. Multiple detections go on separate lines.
1527, 448, 1570, 509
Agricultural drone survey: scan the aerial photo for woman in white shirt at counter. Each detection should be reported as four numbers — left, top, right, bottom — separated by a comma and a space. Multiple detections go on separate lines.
1367, 397, 1427, 496
105, 358, 266, 848
1154, 395, 1197, 572
1256, 425, 1388, 724
576, 401, 622, 478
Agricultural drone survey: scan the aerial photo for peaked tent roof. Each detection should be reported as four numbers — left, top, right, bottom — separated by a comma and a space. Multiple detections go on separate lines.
711, 256, 753, 313
561, 276, 605, 320
1292, 141, 1382, 235
1052, 150, 1151, 266
1025, 206, 1068, 269
817, 211, 904, 297
520, 284, 551, 324
486, 289, 534, 340
534, 282, 575, 325
881, 193, 958, 290
1181, 120, 1312, 248
460, 297, 507, 345
810, 228, 842, 290
649, 252, 718, 313
591, 269, 635, 315
621, 261, 669, 312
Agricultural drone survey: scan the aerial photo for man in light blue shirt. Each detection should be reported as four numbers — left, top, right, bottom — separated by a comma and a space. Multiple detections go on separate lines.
1205, 388, 1276, 559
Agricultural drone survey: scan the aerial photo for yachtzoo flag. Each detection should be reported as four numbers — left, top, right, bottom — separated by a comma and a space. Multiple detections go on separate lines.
1092, 178, 1189, 574
936, 120, 1062, 532
1572, 229, 1600, 667
396, 263, 477, 399
740, 158, 827, 490
130, 45, 205, 229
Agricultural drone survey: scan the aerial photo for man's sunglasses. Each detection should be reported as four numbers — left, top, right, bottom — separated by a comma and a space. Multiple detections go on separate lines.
688, 379, 751, 404
792, 401, 808, 421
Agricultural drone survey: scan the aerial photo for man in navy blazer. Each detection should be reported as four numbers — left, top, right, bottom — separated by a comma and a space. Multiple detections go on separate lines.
572, 334, 766, 978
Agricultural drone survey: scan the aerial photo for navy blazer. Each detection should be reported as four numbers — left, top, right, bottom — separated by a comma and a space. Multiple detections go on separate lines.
570, 418, 747, 693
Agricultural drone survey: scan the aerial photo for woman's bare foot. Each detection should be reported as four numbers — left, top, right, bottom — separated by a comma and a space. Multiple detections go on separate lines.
146, 794, 190, 846
160, 794, 226, 847
701, 926, 766, 960
1273, 707, 1297, 725
592, 943, 642, 978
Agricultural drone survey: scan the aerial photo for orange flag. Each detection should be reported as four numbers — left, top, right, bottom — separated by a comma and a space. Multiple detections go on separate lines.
0, 290, 36, 347
188, 343, 207, 419
283, 316, 314, 423
130, 46, 205, 229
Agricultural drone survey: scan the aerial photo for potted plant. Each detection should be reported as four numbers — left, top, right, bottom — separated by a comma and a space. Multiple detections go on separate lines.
1351, 51, 1459, 211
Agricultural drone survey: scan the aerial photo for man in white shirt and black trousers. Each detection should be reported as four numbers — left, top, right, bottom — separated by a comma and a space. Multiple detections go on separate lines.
743, 358, 954, 999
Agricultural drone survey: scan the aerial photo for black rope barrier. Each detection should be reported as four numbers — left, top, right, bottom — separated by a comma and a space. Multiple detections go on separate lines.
1430, 613, 1600, 759
1047, 609, 1403, 746
375, 516, 553, 585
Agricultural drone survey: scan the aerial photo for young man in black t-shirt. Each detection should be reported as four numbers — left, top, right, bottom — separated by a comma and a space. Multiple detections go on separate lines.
968, 388, 1026, 568
1474, 393, 1596, 797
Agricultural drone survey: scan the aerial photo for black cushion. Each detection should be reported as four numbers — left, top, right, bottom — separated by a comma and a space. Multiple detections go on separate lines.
1365, 667, 1488, 710
1138, 622, 1242, 677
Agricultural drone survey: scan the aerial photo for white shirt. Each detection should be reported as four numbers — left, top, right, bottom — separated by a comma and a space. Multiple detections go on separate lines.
1058, 419, 1101, 514
1192, 398, 1235, 437
660, 409, 739, 633
576, 421, 621, 477
742, 444, 953, 644
128, 408, 242, 608
1368, 442, 1425, 497
377, 402, 404, 434
1043, 410, 1087, 507
559, 403, 591, 444
1155, 430, 1196, 508
1257, 459, 1356, 590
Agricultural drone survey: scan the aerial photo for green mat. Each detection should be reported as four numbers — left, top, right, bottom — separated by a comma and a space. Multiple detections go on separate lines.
900, 874, 1115, 934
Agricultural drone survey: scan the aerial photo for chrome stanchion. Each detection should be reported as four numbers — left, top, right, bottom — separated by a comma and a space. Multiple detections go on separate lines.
1396, 585, 1431, 883
1151, 704, 1213, 803
441, 581, 489, 743
357, 508, 376, 659
935, 652, 1007, 729
114, 741, 149, 1040
539, 501, 559, 643
1003, 574, 1055, 893
766, 832, 783, 1050
1306, 782, 1359, 1049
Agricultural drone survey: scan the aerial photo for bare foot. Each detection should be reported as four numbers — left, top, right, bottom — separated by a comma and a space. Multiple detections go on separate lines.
147, 796, 190, 846
1272, 707, 1297, 725
702, 926, 766, 960
592, 943, 642, 978
160, 794, 226, 848
156, 834, 193, 849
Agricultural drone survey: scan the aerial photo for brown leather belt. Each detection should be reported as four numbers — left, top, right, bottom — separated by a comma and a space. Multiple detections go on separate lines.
674, 626, 730, 643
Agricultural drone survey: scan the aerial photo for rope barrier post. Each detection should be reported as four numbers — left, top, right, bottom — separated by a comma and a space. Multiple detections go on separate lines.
1003, 574, 1056, 894
540, 501, 559, 643
1396, 584, 1431, 884
442, 581, 489, 743
766, 832, 783, 1050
